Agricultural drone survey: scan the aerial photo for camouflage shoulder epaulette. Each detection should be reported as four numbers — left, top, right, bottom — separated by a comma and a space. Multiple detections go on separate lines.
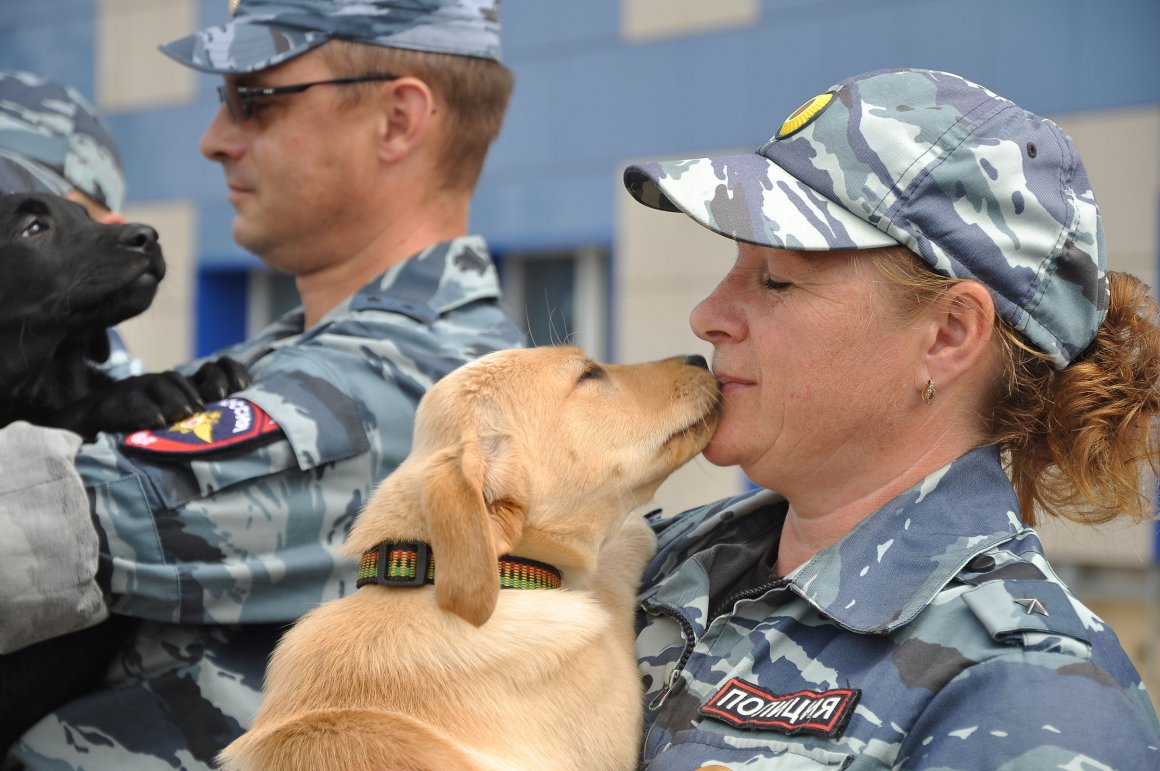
957, 557, 1091, 657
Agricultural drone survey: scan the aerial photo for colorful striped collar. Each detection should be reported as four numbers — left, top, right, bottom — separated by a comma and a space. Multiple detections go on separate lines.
356, 540, 563, 591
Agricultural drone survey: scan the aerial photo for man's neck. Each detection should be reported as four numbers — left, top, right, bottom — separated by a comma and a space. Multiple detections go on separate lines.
296, 194, 471, 328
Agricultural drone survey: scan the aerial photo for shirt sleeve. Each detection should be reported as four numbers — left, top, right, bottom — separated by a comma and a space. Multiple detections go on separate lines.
898, 653, 1160, 769
78, 296, 523, 627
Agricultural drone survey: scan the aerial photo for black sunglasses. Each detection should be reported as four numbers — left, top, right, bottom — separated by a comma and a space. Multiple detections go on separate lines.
216, 73, 400, 122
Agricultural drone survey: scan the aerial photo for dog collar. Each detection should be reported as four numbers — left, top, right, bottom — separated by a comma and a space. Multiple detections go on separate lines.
356, 541, 563, 590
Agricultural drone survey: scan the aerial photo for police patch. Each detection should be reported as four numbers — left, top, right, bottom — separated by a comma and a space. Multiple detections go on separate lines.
776, 91, 834, 139
122, 398, 282, 457
700, 678, 860, 738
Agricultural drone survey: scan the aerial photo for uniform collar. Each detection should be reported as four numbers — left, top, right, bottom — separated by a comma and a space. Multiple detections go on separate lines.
245, 236, 501, 343
644, 445, 1028, 635
787, 445, 1024, 633
215, 236, 504, 368
348, 235, 501, 322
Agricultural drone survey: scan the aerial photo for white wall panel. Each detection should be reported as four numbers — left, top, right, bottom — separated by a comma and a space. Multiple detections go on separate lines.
621, 0, 759, 43
117, 198, 197, 371
97, 0, 197, 111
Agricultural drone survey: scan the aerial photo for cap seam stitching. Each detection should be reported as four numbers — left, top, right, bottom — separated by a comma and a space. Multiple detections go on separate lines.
868, 96, 1012, 227
1018, 121, 1076, 334
874, 97, 1075, 366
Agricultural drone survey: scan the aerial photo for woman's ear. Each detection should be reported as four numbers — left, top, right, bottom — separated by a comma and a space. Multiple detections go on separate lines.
377, 76, 437, 164
919, 280, 997, 392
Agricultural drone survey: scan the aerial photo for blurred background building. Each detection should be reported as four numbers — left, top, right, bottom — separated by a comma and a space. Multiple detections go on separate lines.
2, 0, 1157, 704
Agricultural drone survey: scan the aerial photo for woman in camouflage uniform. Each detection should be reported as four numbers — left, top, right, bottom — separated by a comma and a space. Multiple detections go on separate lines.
624, 68, 1160, 769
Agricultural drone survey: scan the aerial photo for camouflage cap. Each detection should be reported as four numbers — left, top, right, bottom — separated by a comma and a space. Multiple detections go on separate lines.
0, 155, 56, 196
624, 68, 1107, 369
160, 0, 502, 74
0, 71, 126, 211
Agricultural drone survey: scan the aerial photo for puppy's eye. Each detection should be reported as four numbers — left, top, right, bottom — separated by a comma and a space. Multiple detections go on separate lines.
21, 218, 48, 238
578, 364, 606, 383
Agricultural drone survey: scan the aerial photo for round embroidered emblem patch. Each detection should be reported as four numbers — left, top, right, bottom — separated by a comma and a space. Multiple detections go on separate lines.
776, 91, 835, 139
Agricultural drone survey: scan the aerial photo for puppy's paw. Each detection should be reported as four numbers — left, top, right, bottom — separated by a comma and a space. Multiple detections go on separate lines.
70, 371, 204, 439
190, 357, 252, 402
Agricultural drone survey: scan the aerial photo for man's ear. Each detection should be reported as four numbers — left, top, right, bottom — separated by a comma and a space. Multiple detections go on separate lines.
919, 280, 997, 391
377, 76, 437, 164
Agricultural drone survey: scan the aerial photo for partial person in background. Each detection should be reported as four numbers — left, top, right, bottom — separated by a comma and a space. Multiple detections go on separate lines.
624, 67, 1160, 769
3, 1, 524, 769
0, 70, 142, 377
0, 155, 52, 196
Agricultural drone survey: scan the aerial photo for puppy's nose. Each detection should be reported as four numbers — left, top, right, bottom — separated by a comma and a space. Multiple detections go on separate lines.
684, 354, 709, 370
118, 223, 159, 251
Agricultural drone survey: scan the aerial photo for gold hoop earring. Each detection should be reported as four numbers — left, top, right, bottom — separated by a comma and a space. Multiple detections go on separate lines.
922, 378, 936, 406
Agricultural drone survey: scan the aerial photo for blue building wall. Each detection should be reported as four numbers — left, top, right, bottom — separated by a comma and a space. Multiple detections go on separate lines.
3, 0, 1156, 258
482, 0, 1160, 251
0, 0, 1157, 350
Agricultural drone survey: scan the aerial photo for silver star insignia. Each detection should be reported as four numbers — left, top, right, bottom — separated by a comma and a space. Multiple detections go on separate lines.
1014, 596, 1049, 616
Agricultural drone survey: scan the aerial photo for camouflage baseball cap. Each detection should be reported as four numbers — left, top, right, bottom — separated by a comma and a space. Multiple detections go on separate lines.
160, 0, 502, 74
624, 68, 1107, 369
0, 155, 55, 196
0, 71, 126, 211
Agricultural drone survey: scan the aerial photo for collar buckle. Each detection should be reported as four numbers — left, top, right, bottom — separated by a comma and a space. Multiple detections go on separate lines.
357, 541, 431, 588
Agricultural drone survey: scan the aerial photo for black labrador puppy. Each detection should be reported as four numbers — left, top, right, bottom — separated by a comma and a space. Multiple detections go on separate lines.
0, 192, 248, 438
0, 192, 251, 754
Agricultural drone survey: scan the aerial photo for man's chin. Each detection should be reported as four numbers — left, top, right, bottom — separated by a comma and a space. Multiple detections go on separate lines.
230, 220, 266, 256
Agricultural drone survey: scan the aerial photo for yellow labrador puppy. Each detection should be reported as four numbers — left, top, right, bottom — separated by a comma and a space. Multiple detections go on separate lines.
219, 346, 720, 771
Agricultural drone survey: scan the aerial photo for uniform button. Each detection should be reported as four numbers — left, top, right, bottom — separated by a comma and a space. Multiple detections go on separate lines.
967, 555, 996, 572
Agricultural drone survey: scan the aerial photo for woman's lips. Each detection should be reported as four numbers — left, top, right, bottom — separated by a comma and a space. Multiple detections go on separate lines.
715, 373, 755, 393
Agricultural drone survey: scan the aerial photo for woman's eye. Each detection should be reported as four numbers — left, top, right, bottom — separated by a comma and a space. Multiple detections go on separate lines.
21, 219, 47, 238
762, 278, 791, 291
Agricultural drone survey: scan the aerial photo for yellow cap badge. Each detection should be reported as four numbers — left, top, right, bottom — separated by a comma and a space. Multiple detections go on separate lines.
229, 0, 241, 16
776, 91, 834, 140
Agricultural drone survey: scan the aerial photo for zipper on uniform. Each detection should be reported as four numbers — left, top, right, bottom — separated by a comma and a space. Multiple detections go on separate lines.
646, 578, 790, 712
646, 604, 697, 712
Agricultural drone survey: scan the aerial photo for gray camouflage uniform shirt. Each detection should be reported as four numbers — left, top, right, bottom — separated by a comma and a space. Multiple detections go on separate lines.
7, 236, 524, 770
637, 445, 1160, 769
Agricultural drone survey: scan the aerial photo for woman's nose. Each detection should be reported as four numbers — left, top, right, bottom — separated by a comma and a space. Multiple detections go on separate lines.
690, 279, 744, 344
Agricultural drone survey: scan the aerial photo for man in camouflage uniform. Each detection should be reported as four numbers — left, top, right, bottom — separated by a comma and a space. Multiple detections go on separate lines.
4, 1, 523, 768
0, 70, 141, 378
624, 68, 1160, 768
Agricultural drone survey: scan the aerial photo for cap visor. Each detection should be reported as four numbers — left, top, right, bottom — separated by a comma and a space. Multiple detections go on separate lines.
159, 23, 328, 74
624, 154, 898, 251
0, 152, 69, 196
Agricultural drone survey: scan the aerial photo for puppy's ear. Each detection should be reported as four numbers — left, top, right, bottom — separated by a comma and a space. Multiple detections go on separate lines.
422, 433, 526, 626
